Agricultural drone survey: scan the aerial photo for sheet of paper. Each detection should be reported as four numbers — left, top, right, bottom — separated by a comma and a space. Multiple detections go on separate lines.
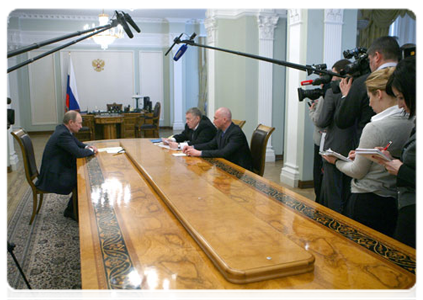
98, 147, 124, 154
172, 153, 187, 157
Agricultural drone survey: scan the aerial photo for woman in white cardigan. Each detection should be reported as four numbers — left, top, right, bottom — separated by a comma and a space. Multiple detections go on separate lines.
323, 67, 414, 237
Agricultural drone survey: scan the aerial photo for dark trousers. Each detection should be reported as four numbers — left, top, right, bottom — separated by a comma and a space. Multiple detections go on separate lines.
65, 191, 78, 216
313, 144, 324, 204
394, 204, 416, 248
320, 161, 351, 215
345, 192, 398, 237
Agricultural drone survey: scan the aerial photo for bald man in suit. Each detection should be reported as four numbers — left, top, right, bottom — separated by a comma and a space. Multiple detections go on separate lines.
183, 107, 253, 171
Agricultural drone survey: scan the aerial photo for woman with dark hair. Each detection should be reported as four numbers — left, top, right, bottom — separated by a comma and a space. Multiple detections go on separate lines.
323, 67, 414, 237
375, 56, 416, 248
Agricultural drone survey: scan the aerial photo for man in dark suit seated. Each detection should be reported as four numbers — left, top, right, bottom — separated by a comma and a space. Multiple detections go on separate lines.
161, 107, 216, 149
36, 110, 98, 220
183, 107, 253, 171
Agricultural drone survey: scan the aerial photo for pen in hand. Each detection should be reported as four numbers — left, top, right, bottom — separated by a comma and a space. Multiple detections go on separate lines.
383, 141, 392, 151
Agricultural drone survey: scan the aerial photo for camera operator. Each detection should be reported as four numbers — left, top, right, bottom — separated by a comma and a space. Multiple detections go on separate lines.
334, 36, 401, 148
314, 59, 354, 214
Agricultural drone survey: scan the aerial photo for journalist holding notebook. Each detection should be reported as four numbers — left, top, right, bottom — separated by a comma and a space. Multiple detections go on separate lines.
323, 67, 414, 237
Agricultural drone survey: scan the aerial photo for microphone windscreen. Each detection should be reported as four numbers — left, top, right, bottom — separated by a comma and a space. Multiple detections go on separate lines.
123, 12, 141, 33
116, 12, 133, 38
173, 44, 188, 61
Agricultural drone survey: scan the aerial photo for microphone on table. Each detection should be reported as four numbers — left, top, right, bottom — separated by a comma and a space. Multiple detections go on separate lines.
173, 33, 197, 61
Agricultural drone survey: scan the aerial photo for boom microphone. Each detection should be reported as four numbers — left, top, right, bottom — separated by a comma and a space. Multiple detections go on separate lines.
123, 12, 141, 33
165, 33, 183, 56
116, 11, 133, 38
173, 33, 197, 61
174, 44, 188, 61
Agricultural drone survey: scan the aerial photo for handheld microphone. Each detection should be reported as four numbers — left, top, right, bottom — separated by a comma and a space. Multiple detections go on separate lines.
123, 12, 141, 33
174, 44, 188, 61
116, 11, 133, 38
301, 80, 313, 86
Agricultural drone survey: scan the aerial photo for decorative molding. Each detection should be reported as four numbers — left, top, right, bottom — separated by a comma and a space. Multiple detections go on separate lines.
204, 13, 217, 45
288, 9, 303, 26
9, 12, 200, 24
257, 12, 279, 40
324, 9, 344, 24
206, 9, 286, 20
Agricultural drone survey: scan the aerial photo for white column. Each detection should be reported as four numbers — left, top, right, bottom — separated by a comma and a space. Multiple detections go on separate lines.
205, 10, 217, 117
280, 9, 308, 187
7, 56, 19, 171
170, 34, 185, 131
323, 9, 344, 69
257, 10, 279, 162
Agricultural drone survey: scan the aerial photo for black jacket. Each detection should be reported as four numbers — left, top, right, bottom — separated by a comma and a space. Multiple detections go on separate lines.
334, 73, 375, 148
173, 115, 217, 146
195, 122, 253, 171
35, 124, 94, 194
316, 88, 355, 156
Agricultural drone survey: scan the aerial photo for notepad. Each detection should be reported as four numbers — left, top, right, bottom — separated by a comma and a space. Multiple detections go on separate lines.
320, 148, 351, 162
355, 148, 392, 162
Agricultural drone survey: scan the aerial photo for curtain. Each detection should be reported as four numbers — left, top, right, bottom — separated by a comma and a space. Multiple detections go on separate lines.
358, 9, 416, 48
197, 36, 208, 115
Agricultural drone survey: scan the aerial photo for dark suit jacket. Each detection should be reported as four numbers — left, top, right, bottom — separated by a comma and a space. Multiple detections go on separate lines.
35, 124, 94, 195
334, 73, 375, 148
173, 115, 217, 146
316, 88, 355, 157
194, 123, 253, 171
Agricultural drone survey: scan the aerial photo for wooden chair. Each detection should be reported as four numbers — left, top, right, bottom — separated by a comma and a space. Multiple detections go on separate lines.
107, 102, 123, 112
135, 102, 161, 138
74, 114, 94, 142
232, 119, 246, 129
11, 129, 78, 224
250, 124, 275, 176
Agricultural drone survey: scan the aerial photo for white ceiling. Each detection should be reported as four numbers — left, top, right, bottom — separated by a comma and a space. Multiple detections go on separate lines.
10, 9, 208, 20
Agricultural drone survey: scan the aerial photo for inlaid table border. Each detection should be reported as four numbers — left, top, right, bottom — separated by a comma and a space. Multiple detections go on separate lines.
85, 155, 141, 289
202, 158, 416, 275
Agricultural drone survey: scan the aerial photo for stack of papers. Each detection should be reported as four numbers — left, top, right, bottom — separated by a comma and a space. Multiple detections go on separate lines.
355, 148, 392, 162
320, 149, 351, 162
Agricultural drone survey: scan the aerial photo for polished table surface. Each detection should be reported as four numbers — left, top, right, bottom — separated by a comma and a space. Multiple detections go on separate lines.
77, 139, 416, 290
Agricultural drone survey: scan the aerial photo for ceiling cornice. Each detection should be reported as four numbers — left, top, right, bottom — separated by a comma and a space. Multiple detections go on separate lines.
8, 12, 202, 24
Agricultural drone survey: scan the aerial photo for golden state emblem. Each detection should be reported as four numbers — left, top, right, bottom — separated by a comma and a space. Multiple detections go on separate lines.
92, 59, 105, 72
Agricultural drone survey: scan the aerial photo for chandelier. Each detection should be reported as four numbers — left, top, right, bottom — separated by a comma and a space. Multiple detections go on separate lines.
85, 12, 124, 50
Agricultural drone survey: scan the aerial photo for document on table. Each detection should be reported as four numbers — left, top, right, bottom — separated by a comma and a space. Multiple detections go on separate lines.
155, 141, 187, 151
98, 146, 125, 154
172, 153, 187, 157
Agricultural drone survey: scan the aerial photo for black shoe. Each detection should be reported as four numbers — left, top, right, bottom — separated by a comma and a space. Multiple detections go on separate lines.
64, 209, 77, 221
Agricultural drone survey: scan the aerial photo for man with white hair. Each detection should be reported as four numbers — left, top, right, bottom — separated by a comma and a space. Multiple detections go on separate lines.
36, 110, 98, 220
183, 107, 253, 171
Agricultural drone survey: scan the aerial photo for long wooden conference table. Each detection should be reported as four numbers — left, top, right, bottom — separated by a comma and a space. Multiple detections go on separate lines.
77, 138, 416, 290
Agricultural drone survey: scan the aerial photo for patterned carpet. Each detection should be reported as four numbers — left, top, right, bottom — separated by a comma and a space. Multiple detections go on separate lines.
7, 188, 81, 289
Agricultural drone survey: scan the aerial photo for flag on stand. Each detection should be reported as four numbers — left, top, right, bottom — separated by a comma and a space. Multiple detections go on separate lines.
65, 57, 80, 111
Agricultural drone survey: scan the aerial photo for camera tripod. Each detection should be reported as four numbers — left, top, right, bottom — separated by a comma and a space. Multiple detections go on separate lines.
6, 238, 37, 300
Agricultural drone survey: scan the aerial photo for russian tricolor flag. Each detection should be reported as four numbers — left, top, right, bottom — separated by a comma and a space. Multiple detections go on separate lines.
66, 58, 80, 111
